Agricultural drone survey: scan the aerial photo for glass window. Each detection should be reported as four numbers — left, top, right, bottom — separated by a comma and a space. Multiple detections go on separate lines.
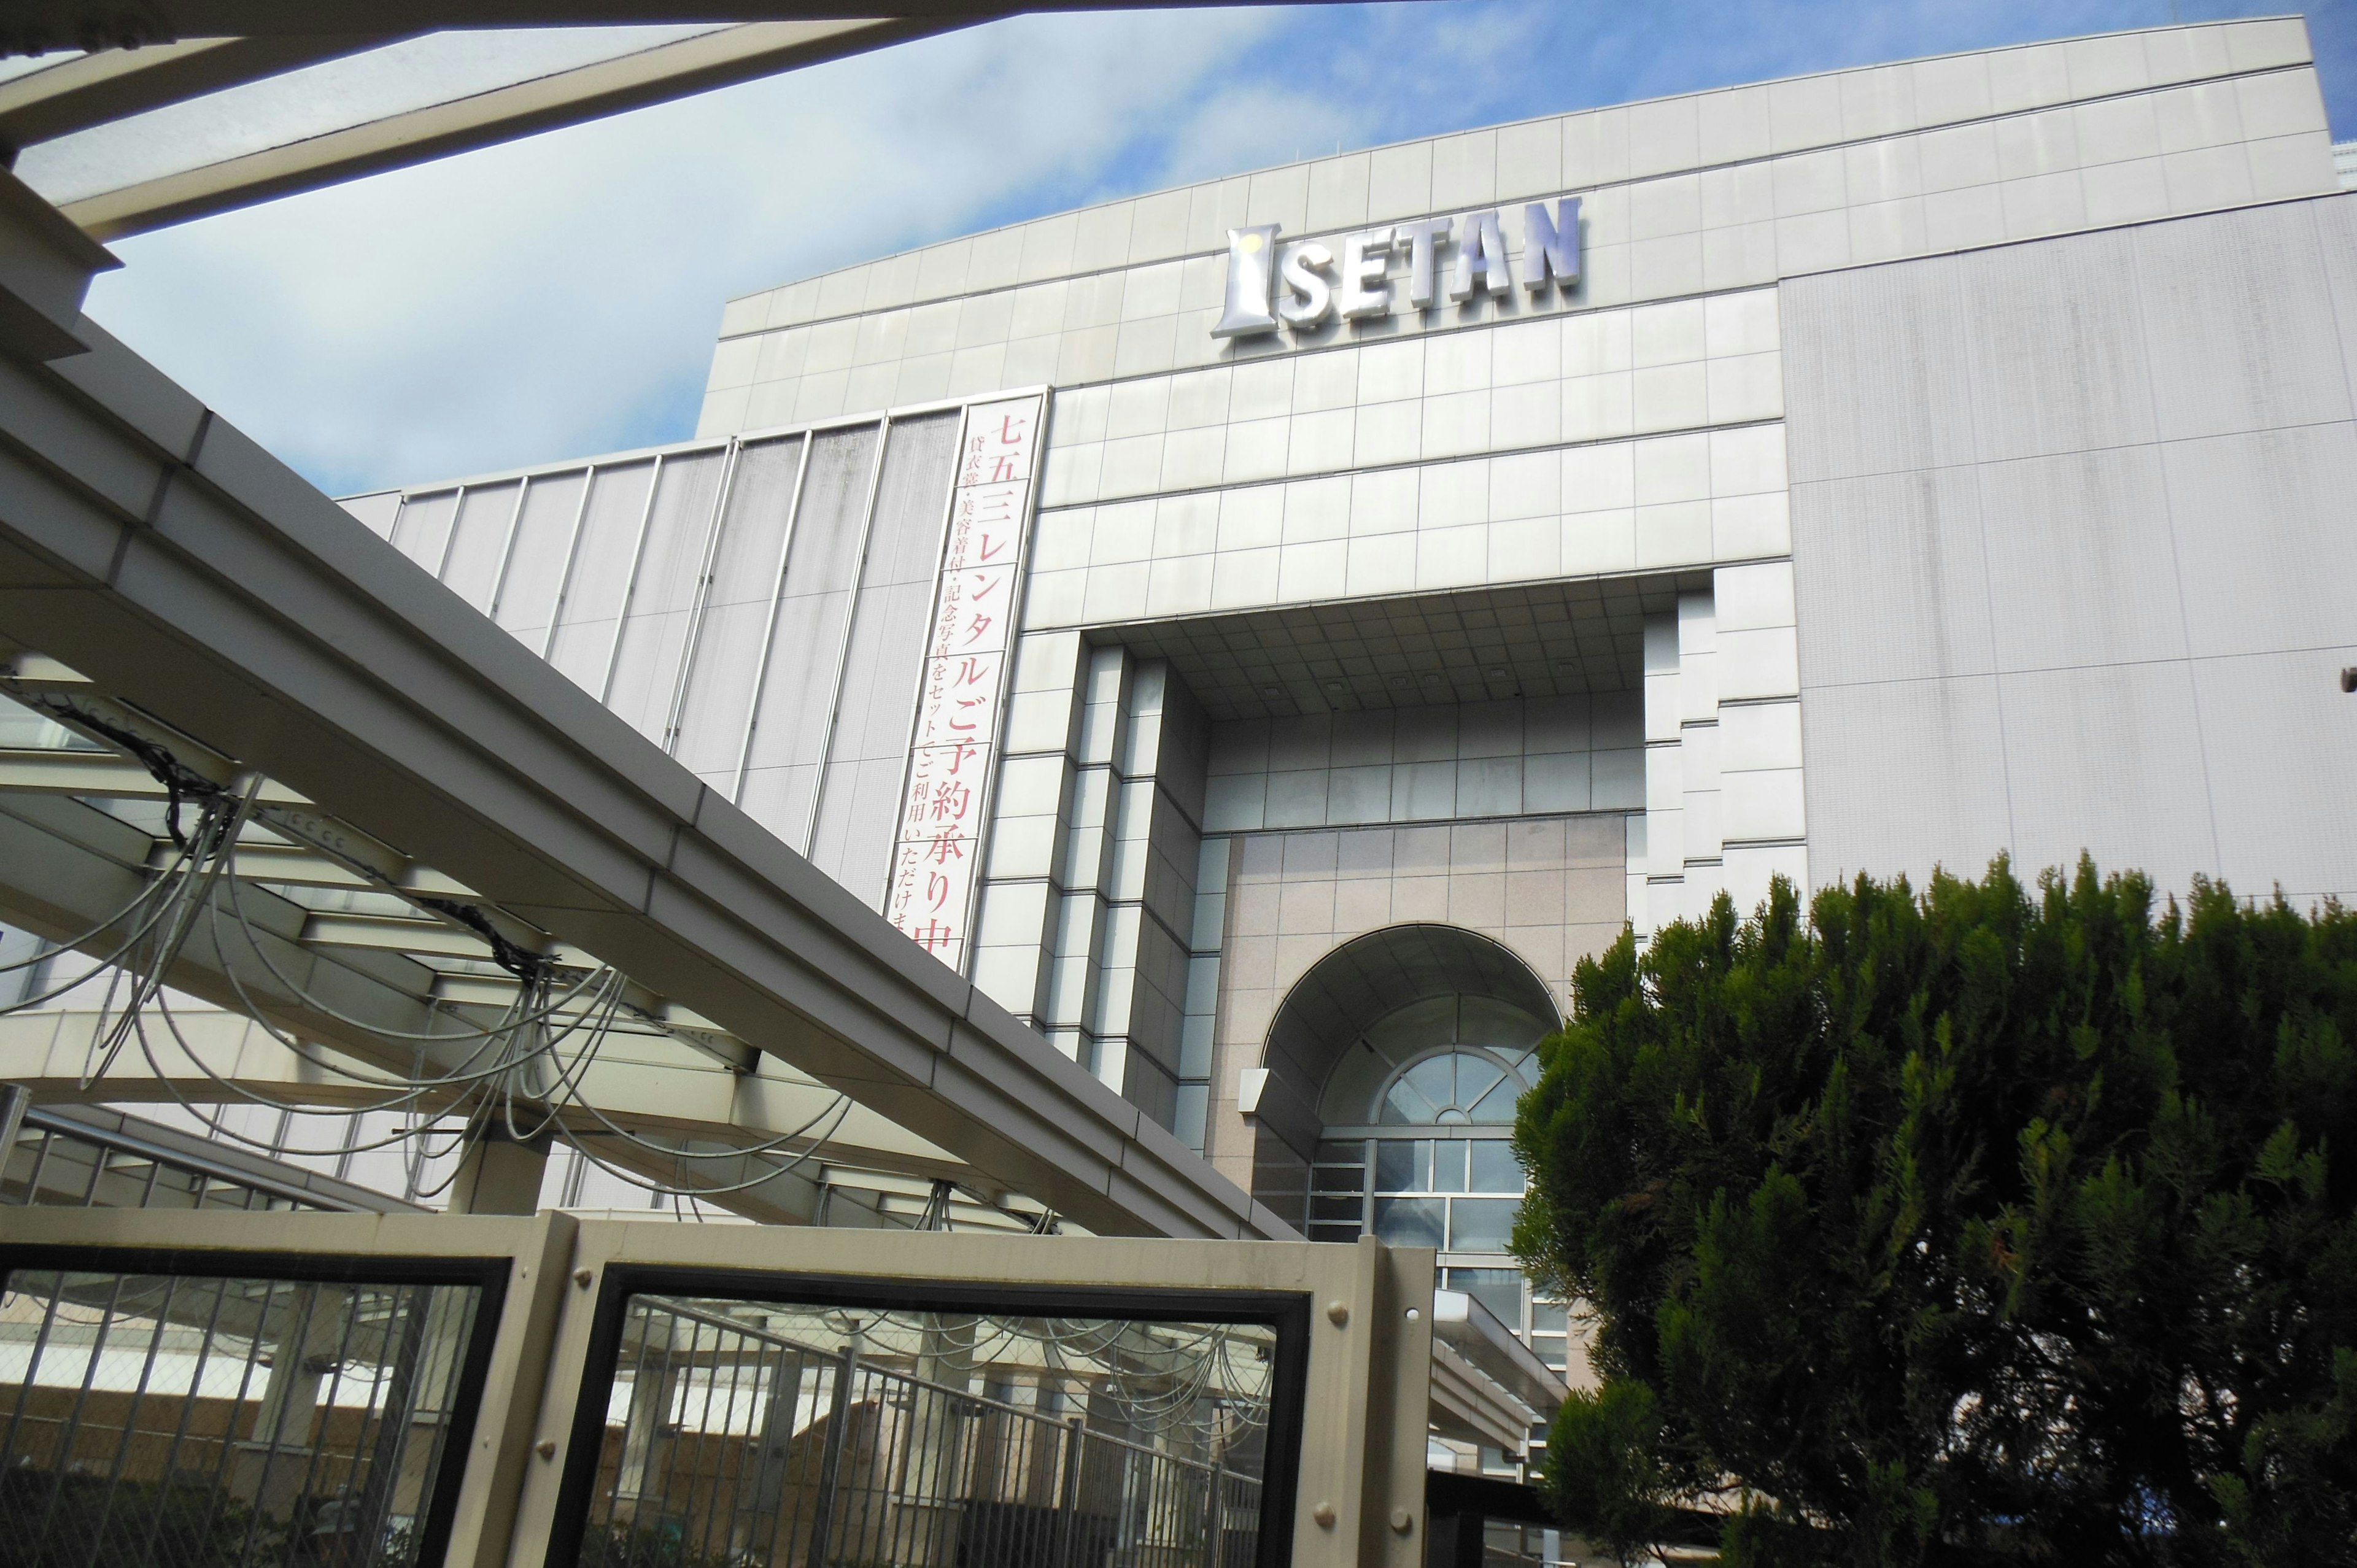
1456, 1054, 1506, 1109
1383, 1055, 1457, 1124
0, 1265, 489, 1568
1447, 1267, 1524, 1327
1530, 1300, 1569, 1335
1469, 1073, 1522, 1123
1432, 1140, 1467, 1193
1447, 1197, 1519, 1253
1532, 1334, 1569, 1372
1310, 1146, 1367, 1202
1372, 1196, 1446, 1248
1375, 1139, 1430, 1193
1468, 1141, 1524, 1193
1310, 1195, 1363, 1224
580, 1286, 1290, 1568
1381, 1049, 1538, 1126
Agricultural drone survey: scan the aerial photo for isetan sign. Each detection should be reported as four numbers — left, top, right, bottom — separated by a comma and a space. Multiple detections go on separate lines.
1213, 199, 1582, 339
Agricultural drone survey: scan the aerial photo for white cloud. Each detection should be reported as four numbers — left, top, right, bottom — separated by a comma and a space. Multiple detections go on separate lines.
73, 0, 2185, 498
80, 9, 1291, 495
1148, 80, 1379, 190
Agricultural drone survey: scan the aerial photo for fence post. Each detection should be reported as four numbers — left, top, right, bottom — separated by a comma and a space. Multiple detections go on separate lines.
1203, 1456, 1223, 1568
805, 1343, 859, 1568
1054, 1413, 1084, 1567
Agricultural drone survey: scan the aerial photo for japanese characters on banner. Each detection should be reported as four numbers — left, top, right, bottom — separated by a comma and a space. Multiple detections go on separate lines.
886, 395, 1043, 970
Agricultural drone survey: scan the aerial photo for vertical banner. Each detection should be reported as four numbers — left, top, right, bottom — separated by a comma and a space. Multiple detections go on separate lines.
886, 395, 1043, 970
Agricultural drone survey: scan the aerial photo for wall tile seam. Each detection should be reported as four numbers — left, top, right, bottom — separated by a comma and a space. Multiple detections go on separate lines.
2306, 200, 2357, 423
1034, 570, 1769, 631
1092, 892, 1198, 955
1785, 401, 2357, 485
718, 60, 2318, 341
735, 297, 1789, 425
1770, 179, 2348, 287
991, 743, 1210, 824
1776, 188, 2354, 311
735, 270, 1787, 373
1211, 806, 1637, 856
979, 844, 1200, 903
1023, 315, 1787, 420
1035, 415, 1794, 508
975, 873, 1085, 908
377, 392, 1023, 500
2118, 222, 2231, 881
1786, 646, 2348, 692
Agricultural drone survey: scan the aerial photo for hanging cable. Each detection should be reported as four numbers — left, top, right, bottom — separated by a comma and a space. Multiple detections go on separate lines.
0, 711, 900, 1213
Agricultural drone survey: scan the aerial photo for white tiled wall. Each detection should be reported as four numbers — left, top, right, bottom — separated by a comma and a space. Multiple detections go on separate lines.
1784, 196, 2357, 908
683, 20, 2337, 1148
1636, 564, 1808, 935
1025, 424, 1790, 626
699, 20, 2332, 438
1034, 290, 1783, 506
970, 638, 1210, 1128
1199, 695, 1646, 834
1201, 816, 1630, 1180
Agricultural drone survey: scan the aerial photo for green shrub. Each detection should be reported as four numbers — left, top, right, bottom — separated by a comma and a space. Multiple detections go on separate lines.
1512, 859, 2357, 1567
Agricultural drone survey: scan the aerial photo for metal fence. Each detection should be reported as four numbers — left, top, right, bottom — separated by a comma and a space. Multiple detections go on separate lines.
4, 1118, 325, 1214
0, 1263, 486, 1568
0, 1095, 404, 1216
572, 1294, 1264, 1568
0, 1213, 1412, 1568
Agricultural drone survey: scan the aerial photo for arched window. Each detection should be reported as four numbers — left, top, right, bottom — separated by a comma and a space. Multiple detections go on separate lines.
1376, 1046, 1538, 1125
1275, 925, 1569, 1375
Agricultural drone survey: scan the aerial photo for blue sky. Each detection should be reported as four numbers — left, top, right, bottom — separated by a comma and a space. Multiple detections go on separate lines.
81, 0, 2353, 496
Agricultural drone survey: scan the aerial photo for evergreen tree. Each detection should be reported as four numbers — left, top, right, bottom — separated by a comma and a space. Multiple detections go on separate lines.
1510, 858, 2357, 1567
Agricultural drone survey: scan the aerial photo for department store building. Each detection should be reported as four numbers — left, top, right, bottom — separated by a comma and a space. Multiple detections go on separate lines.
329, 15, 2355, 1354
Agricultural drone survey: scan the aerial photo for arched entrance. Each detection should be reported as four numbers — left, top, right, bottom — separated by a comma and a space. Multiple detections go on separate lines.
1248, 925, 1573, 1378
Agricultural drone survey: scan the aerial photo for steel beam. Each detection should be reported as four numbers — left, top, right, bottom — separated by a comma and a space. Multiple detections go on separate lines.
6, 2, 1341, 53
0, 1007, 983, 1188
0, 743, 309, 798
17, 1099, 428, 1210
0, 35, 398, 153
46, 18, 987, 240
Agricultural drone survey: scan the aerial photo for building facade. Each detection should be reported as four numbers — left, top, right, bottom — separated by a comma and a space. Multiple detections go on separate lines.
329, 16, 2355, 1359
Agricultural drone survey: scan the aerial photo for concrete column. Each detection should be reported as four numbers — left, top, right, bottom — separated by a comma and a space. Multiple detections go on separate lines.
615, 1315, 679, 1518
1639, 611, 1683, 938
1678, 589, 1724, 899
445, 1132, 551, 1215
233, 1283, 350, 1515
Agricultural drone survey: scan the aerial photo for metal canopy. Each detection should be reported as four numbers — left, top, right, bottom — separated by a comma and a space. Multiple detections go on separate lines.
6, 0, 1293, 47
4, 20, 985, 238
0, 670, 1030, 1227
0, 250, 1285, 1237
1, 1, 1411, 240
0, 34, 395, 147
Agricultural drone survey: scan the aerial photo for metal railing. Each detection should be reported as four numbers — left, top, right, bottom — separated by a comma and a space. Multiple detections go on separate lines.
573, 1294, 1264, 1568
0, 1261, 489, 1567
1, 1095, 412, 1215
0, 1211, 1423, 1568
